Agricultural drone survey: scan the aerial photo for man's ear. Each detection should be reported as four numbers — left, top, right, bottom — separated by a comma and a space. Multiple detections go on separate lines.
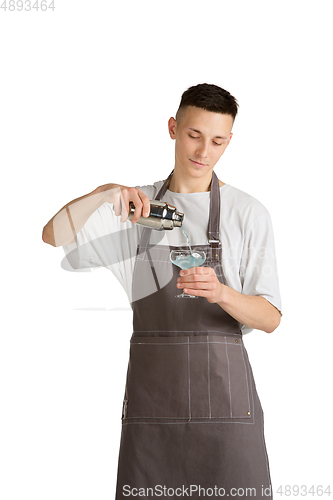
168, 117, 177, 139
227, 132, 233, 146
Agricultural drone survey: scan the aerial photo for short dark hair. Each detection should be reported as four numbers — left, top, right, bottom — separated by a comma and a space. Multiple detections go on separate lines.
175, 83, 239, 124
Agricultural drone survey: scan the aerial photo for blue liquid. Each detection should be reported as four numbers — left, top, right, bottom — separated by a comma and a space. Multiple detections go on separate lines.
171, 254, 205, 270
181, 225, 193, 254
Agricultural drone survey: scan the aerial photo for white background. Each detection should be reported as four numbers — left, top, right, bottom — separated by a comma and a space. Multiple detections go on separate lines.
1, 0, 332, 498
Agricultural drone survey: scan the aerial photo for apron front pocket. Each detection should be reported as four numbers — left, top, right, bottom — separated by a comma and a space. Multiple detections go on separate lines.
125, 337, 190, 419
124, 334, 252, 422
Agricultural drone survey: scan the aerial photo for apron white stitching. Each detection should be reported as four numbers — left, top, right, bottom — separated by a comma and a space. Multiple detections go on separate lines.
131, 341, 243, 346
207, 335, 212, 419
131, 330, 242, 334
122, 420, 256, 425
225, 336, 233, 418
240, 344, 251, 413
188, 337, 191, 421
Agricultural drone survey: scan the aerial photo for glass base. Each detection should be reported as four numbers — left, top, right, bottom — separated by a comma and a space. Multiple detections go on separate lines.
175, 292, 198, 299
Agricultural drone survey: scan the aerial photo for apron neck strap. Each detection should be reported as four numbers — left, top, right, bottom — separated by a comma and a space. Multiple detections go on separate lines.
208, 170, 221, 258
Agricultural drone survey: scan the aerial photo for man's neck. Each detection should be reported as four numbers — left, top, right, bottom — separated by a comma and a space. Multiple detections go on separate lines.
165, 170, 224, 193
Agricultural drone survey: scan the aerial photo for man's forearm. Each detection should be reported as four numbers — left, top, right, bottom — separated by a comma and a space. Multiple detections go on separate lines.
42, 183, 151, 248
42, 183, 128, 247
217, 285, 281, 333
42, 186, 108, 247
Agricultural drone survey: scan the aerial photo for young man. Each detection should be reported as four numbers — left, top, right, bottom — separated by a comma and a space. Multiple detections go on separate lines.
43, 83, 282, 499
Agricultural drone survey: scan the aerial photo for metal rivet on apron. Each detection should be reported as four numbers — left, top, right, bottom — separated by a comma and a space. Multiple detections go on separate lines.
247, 411, 251, 416
235, 339, 239, 343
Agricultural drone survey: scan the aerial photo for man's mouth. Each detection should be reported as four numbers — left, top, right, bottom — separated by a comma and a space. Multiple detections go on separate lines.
189, 159, 207, 167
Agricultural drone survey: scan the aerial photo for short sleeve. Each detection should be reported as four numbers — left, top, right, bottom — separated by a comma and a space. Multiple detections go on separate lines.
240, 209, 282, 334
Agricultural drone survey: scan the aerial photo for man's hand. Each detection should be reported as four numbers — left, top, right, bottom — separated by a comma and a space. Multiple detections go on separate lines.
177, 265, 281, 333
177, 266, 222, 303
99, 184, 151, 223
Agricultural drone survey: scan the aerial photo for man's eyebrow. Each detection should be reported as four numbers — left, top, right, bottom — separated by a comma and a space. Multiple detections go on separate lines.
188, 127, 228, 140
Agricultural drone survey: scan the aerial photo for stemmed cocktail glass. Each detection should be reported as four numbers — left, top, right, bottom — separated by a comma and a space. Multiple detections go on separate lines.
169, 250, 206, 298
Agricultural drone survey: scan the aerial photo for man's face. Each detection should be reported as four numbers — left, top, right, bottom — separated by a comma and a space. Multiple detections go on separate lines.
168, 105, 234, 182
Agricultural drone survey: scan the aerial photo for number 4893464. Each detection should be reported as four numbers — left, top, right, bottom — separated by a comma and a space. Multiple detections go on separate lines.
276, 485, 331, 496
0, 1, 55, 11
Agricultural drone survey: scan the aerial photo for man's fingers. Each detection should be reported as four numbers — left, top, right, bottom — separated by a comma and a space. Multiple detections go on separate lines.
180, 266, 212, 276
178, 281, 215, 290
140, 191, 151, 218
112, 188, 123, 217
112, 186, 151, 224
120, 189, 130, 223
128, 189, 144, 223
179, 272, 214, 282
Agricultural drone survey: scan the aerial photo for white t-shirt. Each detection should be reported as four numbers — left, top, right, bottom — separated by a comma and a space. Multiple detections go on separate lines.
62, 180, 282, 335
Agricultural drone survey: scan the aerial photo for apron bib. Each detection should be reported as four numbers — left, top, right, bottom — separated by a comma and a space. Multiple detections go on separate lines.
115, 171, 272, 499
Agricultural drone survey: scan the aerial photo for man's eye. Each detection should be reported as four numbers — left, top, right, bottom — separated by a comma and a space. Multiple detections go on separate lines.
189, 134, 222, 146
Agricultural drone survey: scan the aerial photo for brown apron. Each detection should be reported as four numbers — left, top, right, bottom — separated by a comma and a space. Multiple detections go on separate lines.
115, 171, 273, 499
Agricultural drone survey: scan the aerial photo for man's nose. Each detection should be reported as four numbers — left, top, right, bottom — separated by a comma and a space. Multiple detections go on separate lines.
196, 141, 209, 159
